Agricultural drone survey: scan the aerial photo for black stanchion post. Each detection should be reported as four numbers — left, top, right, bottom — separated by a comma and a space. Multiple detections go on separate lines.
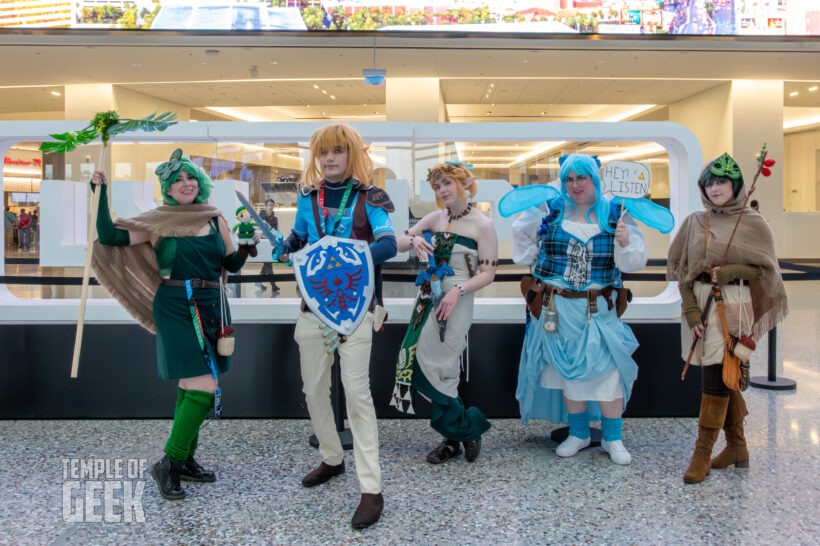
749, 327, 796, 391
309, 350, 354, 450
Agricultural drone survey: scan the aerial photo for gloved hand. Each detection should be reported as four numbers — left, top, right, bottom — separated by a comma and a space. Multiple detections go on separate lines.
714, 264, 761, 285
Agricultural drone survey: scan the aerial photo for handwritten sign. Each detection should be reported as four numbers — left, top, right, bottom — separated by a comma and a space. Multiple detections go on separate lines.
601, 161, 650, 198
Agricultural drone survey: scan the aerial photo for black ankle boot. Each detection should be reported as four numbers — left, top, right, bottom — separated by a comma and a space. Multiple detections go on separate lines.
150, 456, 186, 500
179, 456, 217, 483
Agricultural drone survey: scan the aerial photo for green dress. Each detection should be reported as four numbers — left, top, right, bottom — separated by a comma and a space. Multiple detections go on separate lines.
153, 221, 231, 380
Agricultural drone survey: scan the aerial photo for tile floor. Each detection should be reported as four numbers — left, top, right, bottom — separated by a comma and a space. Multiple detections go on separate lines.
1, 282, 818, 545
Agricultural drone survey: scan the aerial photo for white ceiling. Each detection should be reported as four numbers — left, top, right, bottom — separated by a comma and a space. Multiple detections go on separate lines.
0, 31, 818, 165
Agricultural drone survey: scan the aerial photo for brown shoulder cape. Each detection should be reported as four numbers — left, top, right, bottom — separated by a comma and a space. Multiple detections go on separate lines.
667, 183, 788, 340
91, 204, 220, 333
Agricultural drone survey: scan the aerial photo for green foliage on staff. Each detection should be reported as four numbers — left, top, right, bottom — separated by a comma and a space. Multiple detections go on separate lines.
39, 111, 177, 154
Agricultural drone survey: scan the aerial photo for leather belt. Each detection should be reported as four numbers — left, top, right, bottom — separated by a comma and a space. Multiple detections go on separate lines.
160, 278, 220, 290
695, 273, 747, 286
553, 287, 608, 300
548, 286, 616, 314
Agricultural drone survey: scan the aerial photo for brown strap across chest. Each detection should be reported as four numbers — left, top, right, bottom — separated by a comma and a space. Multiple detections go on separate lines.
309, 188, 373, 242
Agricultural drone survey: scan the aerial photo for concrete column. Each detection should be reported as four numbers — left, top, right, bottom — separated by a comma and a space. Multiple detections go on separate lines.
64, 84, 117, 121
385, 77, 446, 206
385, 77, 444, 122
670, 80, 786, 254
729, 80, 785, 253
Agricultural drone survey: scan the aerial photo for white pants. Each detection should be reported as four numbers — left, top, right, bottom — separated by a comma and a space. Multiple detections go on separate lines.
295, 311, 381, 494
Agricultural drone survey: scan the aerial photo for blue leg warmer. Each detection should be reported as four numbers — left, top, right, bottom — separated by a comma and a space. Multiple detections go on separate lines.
601, 416, 623, 442
567, 412, 590, 440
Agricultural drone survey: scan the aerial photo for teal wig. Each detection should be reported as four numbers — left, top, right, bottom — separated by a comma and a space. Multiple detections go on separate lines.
155, 148, 213, 205
556, 153, 614, 233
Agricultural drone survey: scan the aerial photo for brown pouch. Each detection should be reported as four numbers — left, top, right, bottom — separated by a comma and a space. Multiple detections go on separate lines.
722, 340, 747, 392
520, 275, 547, 320
615, 287, 632, 318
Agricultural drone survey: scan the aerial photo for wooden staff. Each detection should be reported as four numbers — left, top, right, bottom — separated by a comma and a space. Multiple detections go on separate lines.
70, 145, 106, 378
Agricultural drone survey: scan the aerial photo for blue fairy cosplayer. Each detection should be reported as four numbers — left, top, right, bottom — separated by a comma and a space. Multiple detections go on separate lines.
512, 153, 648, 465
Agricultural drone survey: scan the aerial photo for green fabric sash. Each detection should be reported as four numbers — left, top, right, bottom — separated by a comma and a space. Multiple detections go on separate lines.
390, 232, 468, 414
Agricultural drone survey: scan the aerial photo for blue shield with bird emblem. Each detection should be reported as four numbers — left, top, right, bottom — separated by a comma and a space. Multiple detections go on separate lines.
293, 237, 374, 336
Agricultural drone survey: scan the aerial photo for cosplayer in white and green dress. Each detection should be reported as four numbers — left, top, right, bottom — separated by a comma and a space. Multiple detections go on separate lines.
393, 161, 497, 464
90, 149, 254, 501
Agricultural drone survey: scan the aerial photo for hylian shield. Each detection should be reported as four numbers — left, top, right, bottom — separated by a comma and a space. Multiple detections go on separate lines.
293, 237, 374, 336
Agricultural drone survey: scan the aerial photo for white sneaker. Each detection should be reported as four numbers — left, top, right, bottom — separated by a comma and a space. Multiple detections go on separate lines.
601, 440, 632, 465
556, 435, 591, 457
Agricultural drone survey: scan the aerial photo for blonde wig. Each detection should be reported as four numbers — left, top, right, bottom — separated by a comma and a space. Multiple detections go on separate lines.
427, 161, 478, 209
301, 124, 375, 190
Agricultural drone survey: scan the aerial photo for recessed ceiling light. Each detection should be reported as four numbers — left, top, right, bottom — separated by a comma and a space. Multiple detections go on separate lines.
322, 90, 328, 95
50, 91, 61, 96
269, 61, 278, 65
789, 91, 799, 97
809, 86, 818, 92
321, 111, 326, 116
330, 95, 336, 100
313, 84, 319, 89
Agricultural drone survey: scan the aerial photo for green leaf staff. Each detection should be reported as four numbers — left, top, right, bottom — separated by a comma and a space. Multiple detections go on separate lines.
39, 110, 177, 378
39, 110, 177, 154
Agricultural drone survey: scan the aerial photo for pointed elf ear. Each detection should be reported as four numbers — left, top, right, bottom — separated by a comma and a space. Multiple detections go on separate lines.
461, 176, 477, 191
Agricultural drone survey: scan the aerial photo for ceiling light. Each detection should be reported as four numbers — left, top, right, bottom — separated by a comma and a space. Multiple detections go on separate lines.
269, 61, 278, 65
330, 95, 336, 100
313, 84, 319, 89
809, 86, 818, 92
50, 91, 61, 96
789, 91, 799, 97
322, 90, 328, 95
321, 112, 326, 116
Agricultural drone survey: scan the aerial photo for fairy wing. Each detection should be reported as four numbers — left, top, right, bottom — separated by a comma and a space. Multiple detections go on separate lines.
621, 197, 675, 234
498, 184, 560, 218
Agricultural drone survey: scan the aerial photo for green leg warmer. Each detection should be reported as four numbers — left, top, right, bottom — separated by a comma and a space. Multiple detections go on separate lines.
173, 388, 200, 457
164, 390, 214, 463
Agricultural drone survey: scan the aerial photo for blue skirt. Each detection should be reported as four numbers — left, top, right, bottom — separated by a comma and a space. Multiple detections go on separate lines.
515, 292, 639, 424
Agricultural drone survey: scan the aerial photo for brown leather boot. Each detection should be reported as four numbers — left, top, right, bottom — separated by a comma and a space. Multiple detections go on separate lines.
711, 390, 750, 469
301, 461, 345, 487
683, 394, 730, 484
351, 492, 384, 530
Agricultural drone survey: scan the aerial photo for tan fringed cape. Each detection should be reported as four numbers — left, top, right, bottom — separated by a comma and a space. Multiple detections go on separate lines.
667, 185, 788, 341
91, 204, 221, 333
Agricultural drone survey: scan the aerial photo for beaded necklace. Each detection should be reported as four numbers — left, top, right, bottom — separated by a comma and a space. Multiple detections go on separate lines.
445, 202, 473, 231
